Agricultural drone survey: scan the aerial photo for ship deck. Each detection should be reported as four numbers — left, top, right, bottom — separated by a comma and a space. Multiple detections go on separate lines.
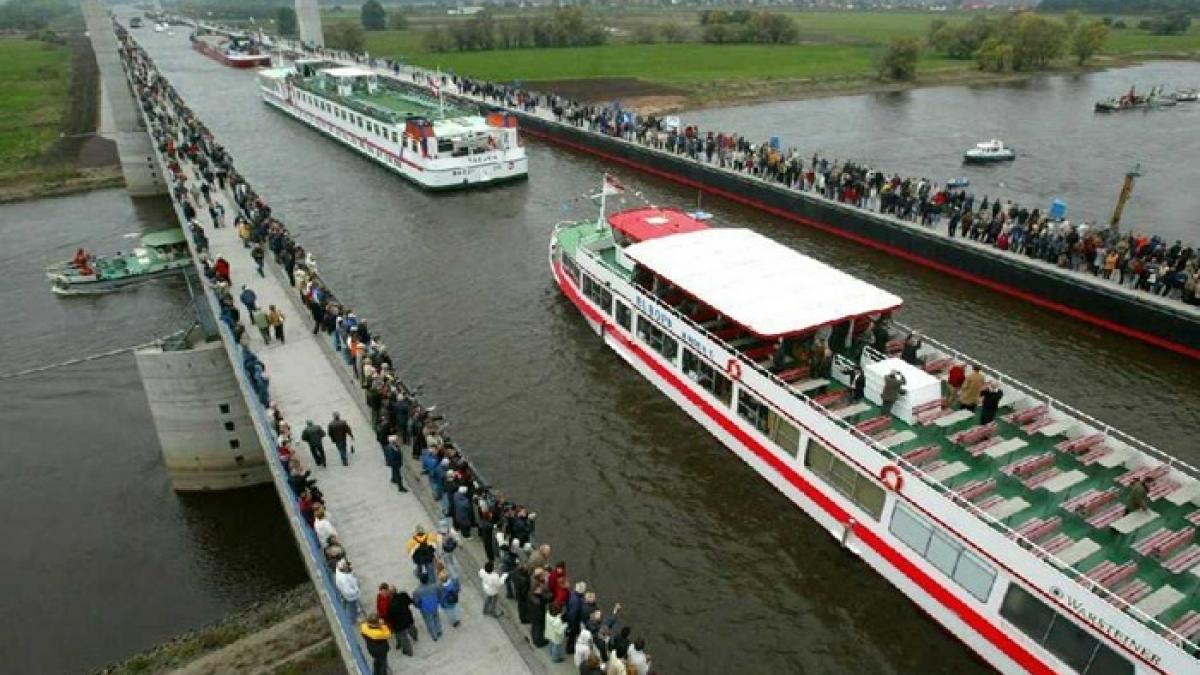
294, 76, 471, 126
557, 220, 1200, 652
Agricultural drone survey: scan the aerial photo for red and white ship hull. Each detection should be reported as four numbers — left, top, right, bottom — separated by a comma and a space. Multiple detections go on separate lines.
548, 224, 1193, 675
192, 38, 270, 69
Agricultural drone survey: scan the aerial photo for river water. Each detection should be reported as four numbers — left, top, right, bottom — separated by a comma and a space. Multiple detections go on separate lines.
0, 191, 306, 673
686, 61, 1200, 243
16, 26, 1198, 673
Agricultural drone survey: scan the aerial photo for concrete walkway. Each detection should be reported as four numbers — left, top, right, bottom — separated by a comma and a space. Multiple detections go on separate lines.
181, 165, 537, 675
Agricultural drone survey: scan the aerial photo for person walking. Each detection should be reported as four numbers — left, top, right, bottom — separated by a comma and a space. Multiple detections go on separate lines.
267, 305, 285, 343
239, 285, 257, 313
545, 604, 567, 662
437, 520, 461, 580
384, 586, 418, 656
335, 560, 361, 622
406, 525, 438, 582
438, 570, 462, 628
237, 218, 252, 248
327, 412, 354, 466
300, 419, 327, 468
383, 435, 407, 492
359, 614, 391, 675
251, 242, 266, 277
479, 561, 508, 617
413, 573, 443, 641
252, 307, 271, 344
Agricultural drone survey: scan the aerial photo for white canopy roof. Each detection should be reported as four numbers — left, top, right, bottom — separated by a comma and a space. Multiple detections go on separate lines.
624, 228, 902, 338
321, 66, 374, 79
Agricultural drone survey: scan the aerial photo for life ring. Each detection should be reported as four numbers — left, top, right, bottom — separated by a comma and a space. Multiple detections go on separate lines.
725, 358, 742, 381
879, 464, 903, 492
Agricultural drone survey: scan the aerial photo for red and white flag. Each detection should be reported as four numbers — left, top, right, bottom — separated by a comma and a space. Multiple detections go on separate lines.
603, 173, 625, 195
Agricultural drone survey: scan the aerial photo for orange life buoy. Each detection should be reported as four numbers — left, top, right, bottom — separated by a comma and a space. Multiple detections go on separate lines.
879, 464, 903, 492
725, 358, 742, 381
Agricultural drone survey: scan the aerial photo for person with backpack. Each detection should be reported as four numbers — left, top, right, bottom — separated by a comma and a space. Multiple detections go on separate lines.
406, 525, 438, 581
438, 570, 461, 628
359, 614, 391, 675
383, 585, 418, 656
413, 572, 443, 641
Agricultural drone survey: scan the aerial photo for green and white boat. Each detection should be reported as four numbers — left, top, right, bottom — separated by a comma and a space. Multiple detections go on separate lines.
47, 229, 191, 295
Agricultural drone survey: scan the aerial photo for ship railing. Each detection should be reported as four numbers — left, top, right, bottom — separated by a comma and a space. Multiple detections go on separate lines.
861, 343, 1200, 652
902, 322, 1200, 483
573, 242, 1199, 652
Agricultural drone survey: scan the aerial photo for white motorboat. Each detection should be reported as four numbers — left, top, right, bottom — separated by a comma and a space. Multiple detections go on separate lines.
963, 140, 1015, 164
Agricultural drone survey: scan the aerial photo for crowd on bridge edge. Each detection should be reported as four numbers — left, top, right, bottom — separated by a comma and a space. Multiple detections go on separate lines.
119, 27, 657, 675
280, 37, 1200, 309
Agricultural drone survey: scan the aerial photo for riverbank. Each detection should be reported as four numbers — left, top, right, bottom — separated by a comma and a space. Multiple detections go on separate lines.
93, 585, 342, 675
0, 32, 122, 202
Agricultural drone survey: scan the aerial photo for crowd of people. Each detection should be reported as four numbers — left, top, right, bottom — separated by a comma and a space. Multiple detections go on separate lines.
311, 51, 1199, 309
121, 27, 657, 675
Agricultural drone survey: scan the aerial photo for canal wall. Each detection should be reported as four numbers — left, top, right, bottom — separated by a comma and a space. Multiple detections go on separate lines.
508, 114, 1200, 360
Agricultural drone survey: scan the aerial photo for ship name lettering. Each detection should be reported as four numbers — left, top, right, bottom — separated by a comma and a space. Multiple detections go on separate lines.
634, 296, 673, 330
679, 331, 715, 362
1061, 594, 1161, 665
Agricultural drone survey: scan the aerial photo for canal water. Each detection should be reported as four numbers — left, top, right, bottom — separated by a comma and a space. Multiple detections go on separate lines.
0, 190, 306, 673
22, 27, 1197, 673
685, 60, 1200, 243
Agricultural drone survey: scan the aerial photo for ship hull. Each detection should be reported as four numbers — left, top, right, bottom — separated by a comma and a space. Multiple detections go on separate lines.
260, 87, 528, 191
192, 39, 270, 69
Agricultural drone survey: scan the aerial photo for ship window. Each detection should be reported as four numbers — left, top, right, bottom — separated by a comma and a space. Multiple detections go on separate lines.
636, 316, 678, 363
561, 254, 580, 286
736, 389, 769, 432
682, 349, 732, 405
890, 502, 995, 601
805, 438, 885, 520
999, 584, 1132, 675
580, 274, 612, 314
766, 409, 800, 455
391, 131, 398, 143
615, 302, 631, 331
437, 139, 453, 153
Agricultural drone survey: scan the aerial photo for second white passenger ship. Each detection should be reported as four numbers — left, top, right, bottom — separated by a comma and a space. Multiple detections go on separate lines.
258, 61, 527, 190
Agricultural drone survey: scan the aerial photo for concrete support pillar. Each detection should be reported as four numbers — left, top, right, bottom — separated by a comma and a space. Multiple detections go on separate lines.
80, 0, 167, 197
295, 0, 324, 48
136, 340, 270, 491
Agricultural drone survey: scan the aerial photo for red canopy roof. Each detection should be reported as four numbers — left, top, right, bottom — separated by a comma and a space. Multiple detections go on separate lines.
608, 208, 708, 243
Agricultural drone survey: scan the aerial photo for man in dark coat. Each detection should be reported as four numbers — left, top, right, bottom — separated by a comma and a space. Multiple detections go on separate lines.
384, 435, 407, 492
300, 420, 327, 468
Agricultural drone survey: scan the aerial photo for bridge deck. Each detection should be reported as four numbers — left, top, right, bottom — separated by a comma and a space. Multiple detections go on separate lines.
190, 167, 538, 674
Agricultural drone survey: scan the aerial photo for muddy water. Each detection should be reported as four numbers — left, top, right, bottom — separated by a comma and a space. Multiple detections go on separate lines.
116, 28, 1200, 674
0, 190, 306, 673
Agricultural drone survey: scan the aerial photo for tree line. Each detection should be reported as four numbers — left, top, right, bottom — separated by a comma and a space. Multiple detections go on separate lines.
423, 7, 606, 53
927, 11, 1112, 72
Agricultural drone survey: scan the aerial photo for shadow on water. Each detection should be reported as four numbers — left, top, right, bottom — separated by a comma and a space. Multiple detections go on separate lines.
126, 27, 1200, 674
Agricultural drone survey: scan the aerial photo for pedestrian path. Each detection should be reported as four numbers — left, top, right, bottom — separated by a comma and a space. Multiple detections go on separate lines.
191, 172, 536, 675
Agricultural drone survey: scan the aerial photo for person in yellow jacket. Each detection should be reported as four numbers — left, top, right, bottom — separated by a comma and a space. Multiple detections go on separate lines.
236, 218, 252, 249
958, 364, 985, 411
359, 614, 392, 675
405, 525, 439, 581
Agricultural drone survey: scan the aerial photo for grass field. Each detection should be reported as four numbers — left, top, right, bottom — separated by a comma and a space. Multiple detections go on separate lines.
0, 38, 71, 176
345, 9, 1200, 96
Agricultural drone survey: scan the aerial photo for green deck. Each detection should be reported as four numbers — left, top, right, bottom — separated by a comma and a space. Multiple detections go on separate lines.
555, 220, 1200, 648
294, 75, 470, 126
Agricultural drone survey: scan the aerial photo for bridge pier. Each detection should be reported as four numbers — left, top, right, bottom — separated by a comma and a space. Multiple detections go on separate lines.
81, 0, 166, 197
295, 0, 324, 48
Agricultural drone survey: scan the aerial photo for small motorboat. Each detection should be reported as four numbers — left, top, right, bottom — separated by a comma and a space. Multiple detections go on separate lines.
1172, 88, 1197, 102
47, 229, 191, 295
946, 177, 970, 189
963, 140, 1015, 164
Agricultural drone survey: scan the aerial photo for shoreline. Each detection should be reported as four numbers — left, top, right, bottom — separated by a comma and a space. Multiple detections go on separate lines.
0, 165, 124, 204
615, 52, 1200, 114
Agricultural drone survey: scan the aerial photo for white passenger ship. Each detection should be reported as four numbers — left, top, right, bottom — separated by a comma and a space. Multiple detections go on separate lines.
550, 199, 1200, 675
258, 61, 527, 190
